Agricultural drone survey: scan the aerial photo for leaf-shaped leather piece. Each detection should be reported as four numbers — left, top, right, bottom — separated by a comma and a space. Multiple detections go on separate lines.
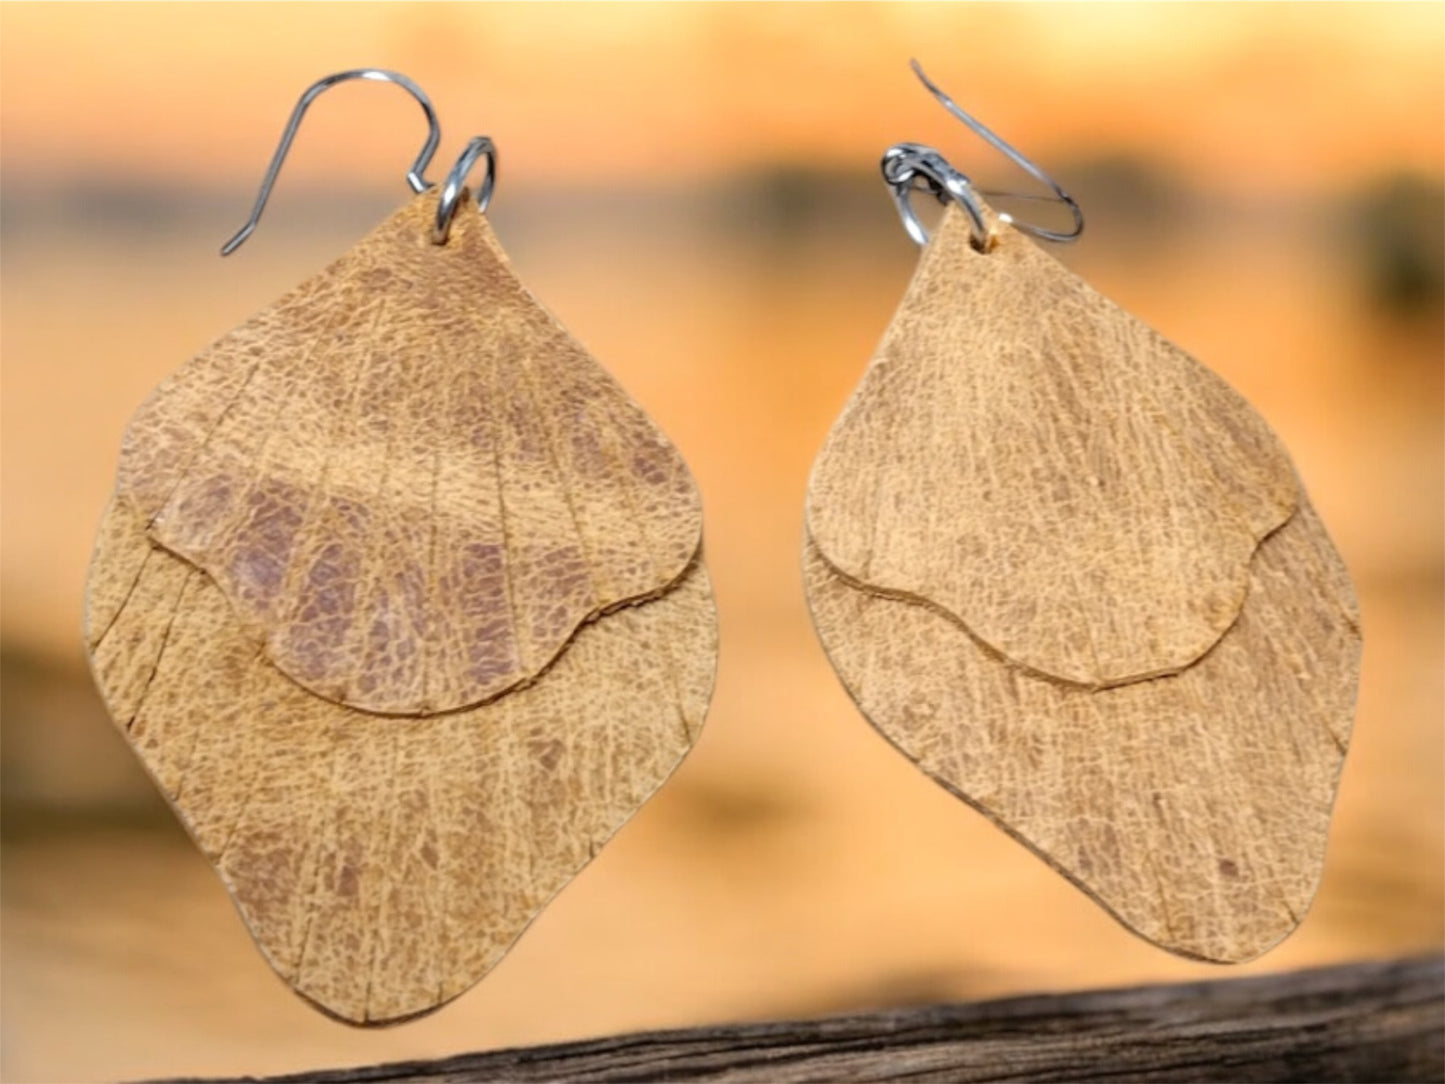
807, 205, 1299, 688
804, 205, 1361, 959
805, 499, 1360, 962
88, 498, 716, 1023
118, 192, 701, 715
86, 189, 718, 1022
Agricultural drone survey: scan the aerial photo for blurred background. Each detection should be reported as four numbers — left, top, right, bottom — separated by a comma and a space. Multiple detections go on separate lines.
1, 3, 1441, 1081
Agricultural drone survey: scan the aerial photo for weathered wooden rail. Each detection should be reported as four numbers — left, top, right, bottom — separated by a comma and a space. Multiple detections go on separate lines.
157, 955, 1443, 1084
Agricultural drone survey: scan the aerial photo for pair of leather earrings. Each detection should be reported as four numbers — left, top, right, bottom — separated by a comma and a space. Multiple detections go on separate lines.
85, 66, 1361, 1025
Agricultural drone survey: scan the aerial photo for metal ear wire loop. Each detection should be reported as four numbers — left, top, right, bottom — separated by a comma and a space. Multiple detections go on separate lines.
433, 135, 498, 244
221, 68, 498, 254
884, 60, 1084, 250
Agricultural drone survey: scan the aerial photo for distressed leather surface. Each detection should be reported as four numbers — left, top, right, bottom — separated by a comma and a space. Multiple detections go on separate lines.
805, 501, 1359, 962
85, 192, 718, 1023
804, 204, 1361, 962
808, 205, 1299, 688
116, 193, 701, 715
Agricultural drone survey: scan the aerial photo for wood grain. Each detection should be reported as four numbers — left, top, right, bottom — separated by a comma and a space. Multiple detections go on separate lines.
147, 955, 1445, 1083
85, 192, 717, 1023
805, 204, 1361, 963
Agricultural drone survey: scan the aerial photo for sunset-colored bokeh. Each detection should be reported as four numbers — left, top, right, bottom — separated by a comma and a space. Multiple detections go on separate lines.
2, 4, 1441, 1083
2, 3, 1442, 195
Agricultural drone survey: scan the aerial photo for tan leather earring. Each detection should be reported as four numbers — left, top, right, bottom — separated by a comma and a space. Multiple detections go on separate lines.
84, 70, 716, 1024
804, 63, 1360, 963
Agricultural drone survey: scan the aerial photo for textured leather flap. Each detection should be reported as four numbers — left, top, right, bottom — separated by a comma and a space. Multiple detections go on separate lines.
807, 205, 1299, 689
116, 194, 702, 715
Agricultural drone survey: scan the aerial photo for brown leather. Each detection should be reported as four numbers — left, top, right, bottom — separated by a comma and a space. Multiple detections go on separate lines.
808, 205, 1299, 688
804, 204, 1361, 963
85, 191, 718, 1024
115, 192, 701, 715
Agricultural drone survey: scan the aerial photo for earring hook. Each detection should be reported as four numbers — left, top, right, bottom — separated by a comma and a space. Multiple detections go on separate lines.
220, 69, 442, 256
883, 59, 1084, 249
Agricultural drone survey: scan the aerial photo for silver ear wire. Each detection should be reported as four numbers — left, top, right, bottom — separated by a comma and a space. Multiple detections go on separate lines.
883, 60, 1084, 250
222, 69, 500, 255
433, 136, 498, 244
221, 70, 440, 256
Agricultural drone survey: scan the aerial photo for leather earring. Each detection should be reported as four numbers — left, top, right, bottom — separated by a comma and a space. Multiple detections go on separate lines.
803, 62, 1360, 963
85, 69, 717, 1024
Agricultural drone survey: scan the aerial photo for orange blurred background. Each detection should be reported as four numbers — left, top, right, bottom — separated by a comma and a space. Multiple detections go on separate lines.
1, 4, 1441, 1082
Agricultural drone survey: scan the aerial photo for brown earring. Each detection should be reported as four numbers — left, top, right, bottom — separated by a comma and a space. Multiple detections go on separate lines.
803, 63, 1360, 964
85, 70, 716, 1024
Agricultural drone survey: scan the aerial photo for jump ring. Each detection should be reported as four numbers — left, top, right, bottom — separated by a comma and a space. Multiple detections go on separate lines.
433, 136, 498, 244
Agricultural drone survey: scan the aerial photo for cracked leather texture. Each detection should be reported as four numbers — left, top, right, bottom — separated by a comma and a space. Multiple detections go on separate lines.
808, 206, 1300, 688
85, 192, 718, 1023
116, 192, 701, 715
804, 204, 1361, 963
